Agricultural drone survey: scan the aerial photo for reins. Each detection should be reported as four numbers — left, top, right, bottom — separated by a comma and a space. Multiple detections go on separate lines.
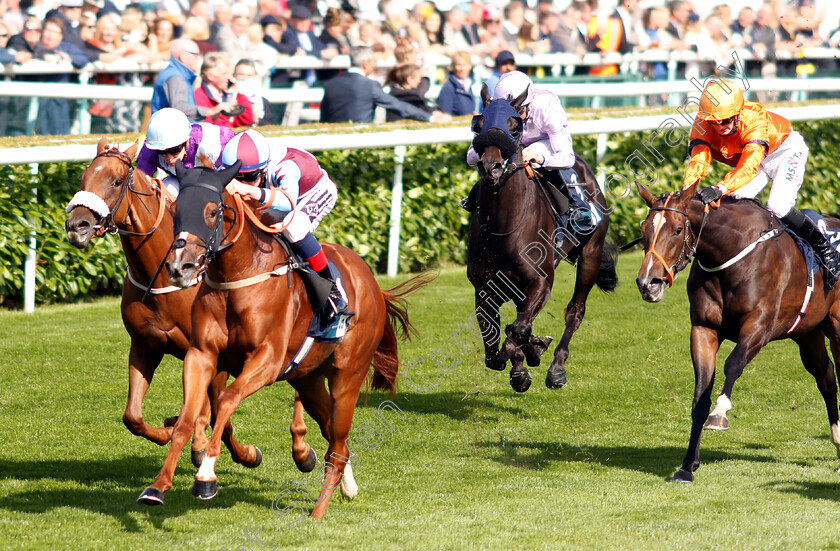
645, 195, 709, 286
481, 156, 537, 238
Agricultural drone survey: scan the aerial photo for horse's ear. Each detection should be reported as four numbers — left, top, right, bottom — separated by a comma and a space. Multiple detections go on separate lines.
636, 180, 656, 207
681, 180, 700, 205
174, 160, 186, 183
96, 135, 108, 155
125, 139, 139, 161
480, 83, 491, 109
510, 85, 528, 113
218, 160, 242, 187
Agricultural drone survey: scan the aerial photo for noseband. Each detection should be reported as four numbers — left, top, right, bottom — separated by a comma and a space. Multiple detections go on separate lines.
645, 194, 707, 286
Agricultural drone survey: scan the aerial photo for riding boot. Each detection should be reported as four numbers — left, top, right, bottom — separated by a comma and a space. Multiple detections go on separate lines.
461, 183, 479, 212
782, 208, 840, 290
541, 167, 597, 233
316, 264, 348, 319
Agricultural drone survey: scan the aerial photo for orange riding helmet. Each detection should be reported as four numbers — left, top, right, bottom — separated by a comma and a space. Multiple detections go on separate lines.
697, 79, 744, 122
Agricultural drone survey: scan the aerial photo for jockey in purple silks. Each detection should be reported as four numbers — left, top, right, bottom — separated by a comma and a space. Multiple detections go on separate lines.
136, 108, 235, 197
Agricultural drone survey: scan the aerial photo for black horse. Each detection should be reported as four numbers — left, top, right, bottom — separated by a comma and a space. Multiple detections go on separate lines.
467, 87, 617, 392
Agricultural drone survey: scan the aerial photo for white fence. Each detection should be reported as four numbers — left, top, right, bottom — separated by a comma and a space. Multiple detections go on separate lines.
7, 100, 840, 311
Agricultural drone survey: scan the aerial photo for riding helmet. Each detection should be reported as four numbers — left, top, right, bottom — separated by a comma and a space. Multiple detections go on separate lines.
221, 129, 275, 173
145, 108, 191, 150
697, 79, 744, 123
493, 71, 535, 106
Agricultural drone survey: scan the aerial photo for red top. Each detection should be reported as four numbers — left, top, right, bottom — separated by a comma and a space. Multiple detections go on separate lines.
194, 84, 255, 128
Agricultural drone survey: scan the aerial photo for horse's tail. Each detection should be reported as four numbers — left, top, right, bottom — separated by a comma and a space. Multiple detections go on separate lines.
596, 242, 619, 292
371, 269, 439, 392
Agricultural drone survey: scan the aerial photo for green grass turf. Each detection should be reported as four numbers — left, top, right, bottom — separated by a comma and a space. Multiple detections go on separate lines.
2, 252, 840, 550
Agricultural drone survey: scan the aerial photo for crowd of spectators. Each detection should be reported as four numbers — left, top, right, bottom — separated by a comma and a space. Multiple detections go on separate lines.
0, 0, 838, 135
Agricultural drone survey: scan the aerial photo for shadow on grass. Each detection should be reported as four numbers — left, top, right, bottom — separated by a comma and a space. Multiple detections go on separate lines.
764, 480, 840, 502
358, 391, 527, 421
472, 439, 777, 479
0, 455, 273, 531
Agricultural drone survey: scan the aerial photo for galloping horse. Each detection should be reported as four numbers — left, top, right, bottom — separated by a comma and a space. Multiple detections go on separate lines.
64, 138, 265, 469
636, 180, 840, 481
138, 162, 432, 518
468, 89, 617, 392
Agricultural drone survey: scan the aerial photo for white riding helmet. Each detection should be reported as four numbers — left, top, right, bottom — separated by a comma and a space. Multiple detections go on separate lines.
221, 129, 274, 173
493, 71, 535, 106
145, 108, 191, 150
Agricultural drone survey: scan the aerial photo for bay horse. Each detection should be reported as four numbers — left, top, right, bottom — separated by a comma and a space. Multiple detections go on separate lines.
64, 137, 280, 471
468, 90, 617, 392
636, 180, 840, 482
137, 161, 433, 519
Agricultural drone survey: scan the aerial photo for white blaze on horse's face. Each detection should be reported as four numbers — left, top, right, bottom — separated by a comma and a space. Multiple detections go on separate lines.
172, 230, 193, 265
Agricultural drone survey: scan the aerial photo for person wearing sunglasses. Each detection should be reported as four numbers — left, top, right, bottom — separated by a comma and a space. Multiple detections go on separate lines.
136, 107, 235, 197
221, 129, 349, 336
150, 38, 236, 122
685, 78, 840, 289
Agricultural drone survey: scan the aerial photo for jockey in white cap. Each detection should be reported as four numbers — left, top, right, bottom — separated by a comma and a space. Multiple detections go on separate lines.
464, 71, 595, 231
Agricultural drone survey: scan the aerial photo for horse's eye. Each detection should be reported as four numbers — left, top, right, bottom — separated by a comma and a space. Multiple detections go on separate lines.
674, 227, 682, 236
113, 178, 122, 187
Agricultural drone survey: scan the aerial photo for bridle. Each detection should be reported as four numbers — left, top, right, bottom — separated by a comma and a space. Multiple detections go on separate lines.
644, 193, 709, 286
78, 148, 168, 238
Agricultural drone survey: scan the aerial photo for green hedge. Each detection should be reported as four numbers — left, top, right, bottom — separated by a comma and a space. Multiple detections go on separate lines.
4, 119, 840, 305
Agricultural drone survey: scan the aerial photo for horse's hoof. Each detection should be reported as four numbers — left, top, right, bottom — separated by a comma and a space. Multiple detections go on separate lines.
704, 415, 730, 430
244, 446, 263, 469
191, 448, 205, 468
137, 487, 165, 506
510, 369, 532, 393
545, 367, 567, 389
191, 479, 218, 500
486, 358, 506, 371
163, 416, 178, 428
670, 469, 695, 483
296, 447, 317, 473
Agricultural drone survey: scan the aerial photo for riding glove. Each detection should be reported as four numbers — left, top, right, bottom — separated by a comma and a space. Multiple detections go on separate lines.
697, 186, 723, 204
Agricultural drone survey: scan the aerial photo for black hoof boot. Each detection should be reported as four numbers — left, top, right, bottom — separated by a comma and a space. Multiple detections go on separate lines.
296, 447, 317, 473
191, 448, 205, 469
510, 368, 532, 393
191, 479, 218, 500
545, 365, 567, 389
670, 469, 695, 483
137, 487, 165, 506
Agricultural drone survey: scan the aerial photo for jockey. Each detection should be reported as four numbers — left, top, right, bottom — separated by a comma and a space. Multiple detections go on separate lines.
463, 71, 595, 232
685, 79, 840, 289
221, 129, 349, 323
136, 108, 235, 197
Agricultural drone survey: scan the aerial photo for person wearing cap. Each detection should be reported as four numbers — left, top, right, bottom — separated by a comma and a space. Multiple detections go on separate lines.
320, 45, 451, 124
437, 50, 477, 116
44, 0, 85, 50
482, 49, 515, 104
221, 129, 351, 335
464, 71, 598, 234
137, 107, 236, 197
684, 78, 840, 289
280, 5, 336, 86
151, 38, 237, 121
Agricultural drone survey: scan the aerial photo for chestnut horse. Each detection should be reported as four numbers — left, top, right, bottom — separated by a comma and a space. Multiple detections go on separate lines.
636, 181, 840, 482
64, 138, 271, 470
468, 91, 617, 392
137, 162, 433, 518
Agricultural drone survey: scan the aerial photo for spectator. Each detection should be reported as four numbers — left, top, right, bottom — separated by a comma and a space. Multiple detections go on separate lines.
637, 6, 673, 97
77, 10, 96, 50
792, 0, 827, 48
519, 20, 551, 56
483, 49, 515, 101
209, 2, 233, 50
44, 0, 85, 50
82, 0, 120, 21
157, 0, 189, 27
385, 63, 431, 122
501, 1, 525, 46
4, 0, 24, 35
0, 19, 25, 136
33, 17, 90, 135
437, 50, 476, 116
320, 45, 451, 123
194, 52, 255, 128
731, 6, 755, 44
538, 11, 565, 53
261, 15, 295, 88
614, 0, 640, 52
183, 15, 218, 55
665, 0, 691, 46
748, 4, 781, 102
479, 5, 512, 58
320, 7, 351, 55
281, 5, 336, 85
443, 4, 481, 54
233, 58, 272, 125
151, 38, 234, 121
586, 9, 627, 76
554, 3, 586, 56
245, 22, 278, 79
119, 4, 151, 45
216, 4, 258, 60
148, 16, 176, 61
